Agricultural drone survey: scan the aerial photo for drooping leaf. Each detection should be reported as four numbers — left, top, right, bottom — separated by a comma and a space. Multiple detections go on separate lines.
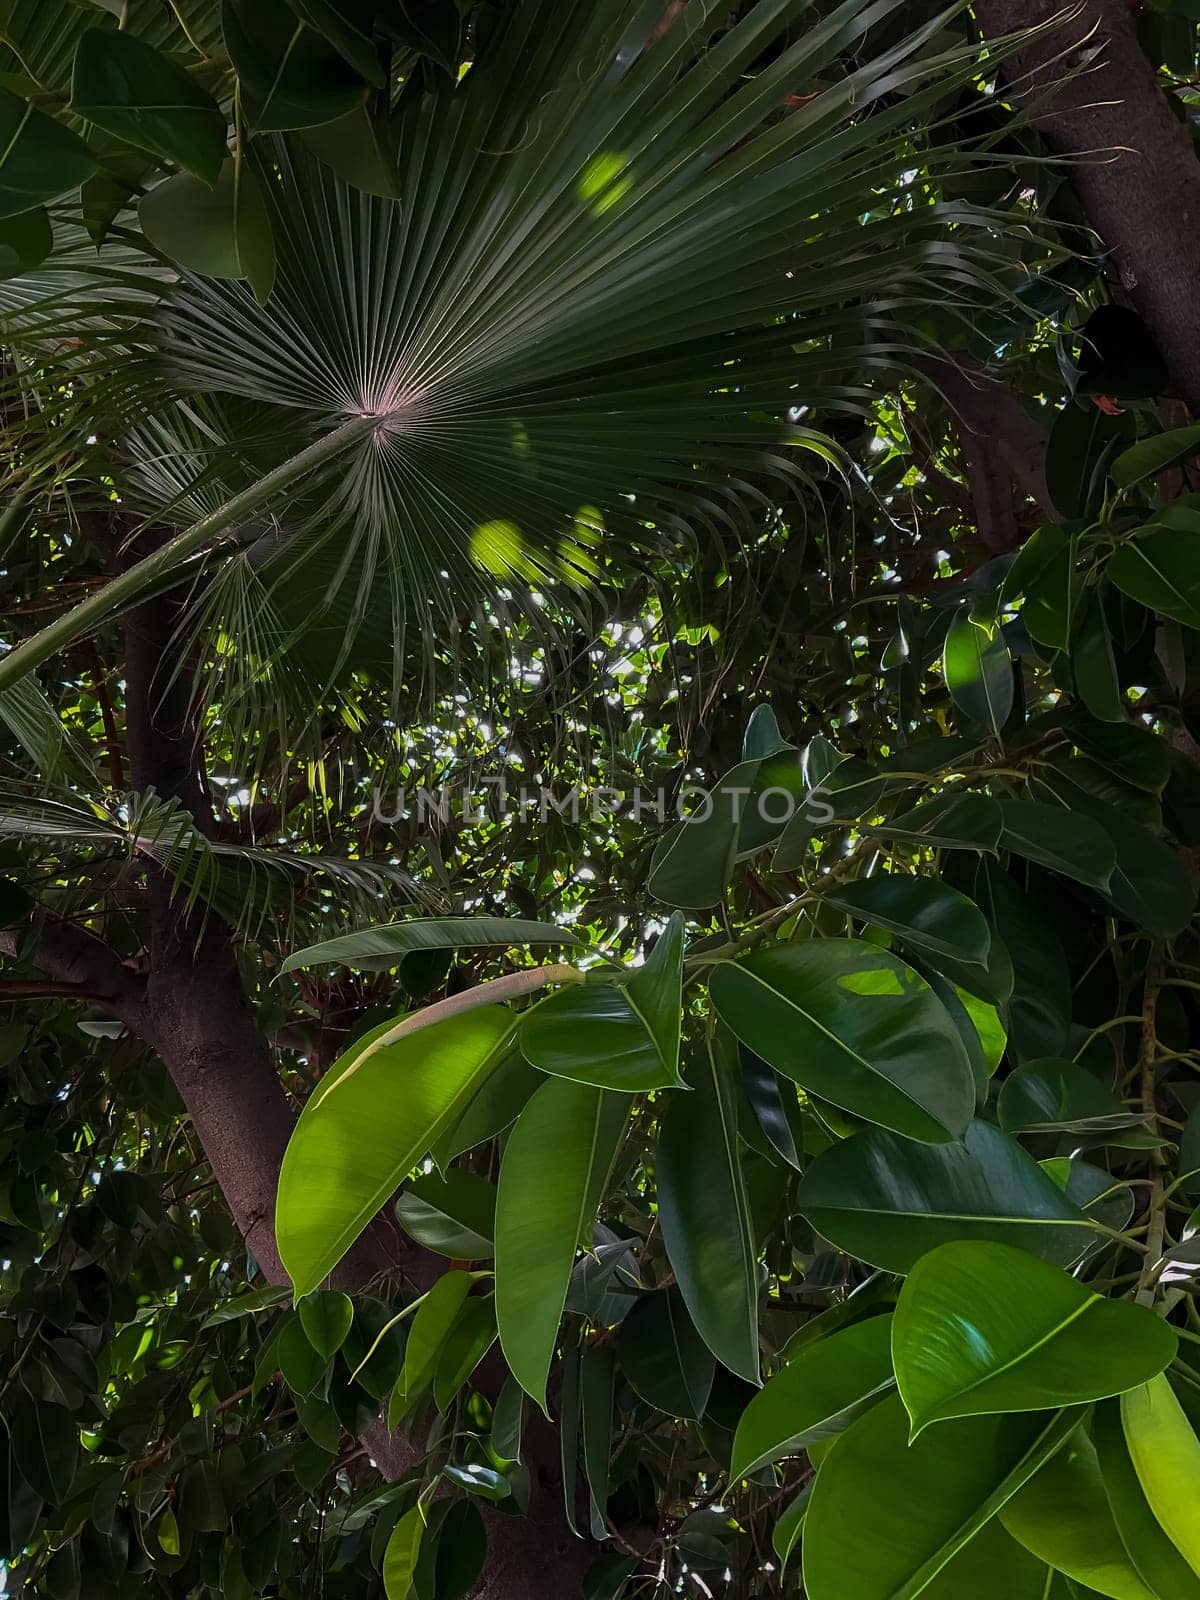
892, 1241, 1175, 1435
383, 1504, 426, 1600
9, 1401, 77, 1506
494, 1077, 629, 1410
392, 1270, 474, 1422
737, 1043, 803, 1171
0, 88, 95, 216
70, 28, 226, 183
1120, 1375, 1200, 1578
1074, 597, 1126, 724
580, 1345, 615, 1540
276, 1008, 516, 1297
1110, 421, 1200, 488
276, 1312, 326, 1395
1000, 1429, 1156, 1600
796, 1120, 1095, 1273
802, 1396, 1081, 1600
730, 1315, 896, 1479
432, 1294, 498, 1412
413, 1499, 487, 1600
657, 1037, 760, 1384
139, 154, 276, 303
280, 916, 581, 973
394, 1168, 496, 1260
709, 938, 975, 1144
1047, 403, 1133, 519
519, 913, 684, 1091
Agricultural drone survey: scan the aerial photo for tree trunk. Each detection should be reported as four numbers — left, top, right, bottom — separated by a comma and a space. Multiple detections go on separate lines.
976, 0, 1200, 410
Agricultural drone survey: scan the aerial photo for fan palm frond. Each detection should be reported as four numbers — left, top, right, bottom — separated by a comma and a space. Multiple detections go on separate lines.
0, 0, 1050, 705
0, 787, 430, 946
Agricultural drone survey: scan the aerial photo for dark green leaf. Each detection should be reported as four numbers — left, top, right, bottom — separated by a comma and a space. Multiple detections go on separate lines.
222, 0, 368, 132
9, 1401, 76, 1506
70, 28, 226, 183
796, 1120, 1094, 1273
657, 1038, 759, 1383
0, 88, 94, 217
139, 155, 276, 303
944, 605, 1013, 737
0, 206, 50, 278
998, 1059, 1139, 1134
822, 874, 991, 966
281, 916, 580, 974
995, 799, 1115, 891
617, 1286, 715, 1421
1110, 421, 1200, 488
395, 1168, 496, 1259
1109, 524, 1200, 630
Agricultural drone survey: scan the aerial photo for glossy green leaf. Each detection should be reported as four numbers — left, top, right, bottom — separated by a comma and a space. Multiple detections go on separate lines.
140, 155, 275, 303
0, 206, 50, 278
998, 1059, 1140, 1135
298, 1290, 353, 1360
222, 0, 367, 132
1094, 1400, 1200, 1600
0, 88, 95, 217
995, 799, 1115, 891
1121, 1375, 1200, 1577
70, 28, 226, 183
803, 1395, 1081, 1600
519, 913, 684, 1090
797, 1120, 1095, 1274
433, 1294, 497, 1412
892, 1242, 1175, 1435
944, 605, 1013, 737
495, 1077, 629, 1409
773, 1483, 811, 1575
919, 1519, 1061, 1600
657, 1039, 759, 1384
737, 1044, 803, 1171
822, 874, 991, 966
1000, 1429, 1156, 1600
1109, 526, 1200, 630
1110, 421, 1200, 488
395, 1168, 496, 1259
383, 1504, 427, 1600
280, 916, 580, 974
276, 1008, 515, 1297
392, 1270, 474, 1422
1023, 543, 1079, 652
617, 1286, 715, 1421
730, 1315, 896, 1479
710, 938, 975, 1143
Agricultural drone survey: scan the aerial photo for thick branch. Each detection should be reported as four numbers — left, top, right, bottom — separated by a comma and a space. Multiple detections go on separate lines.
0, 912, 148, 1029
977, 0, 1200, 411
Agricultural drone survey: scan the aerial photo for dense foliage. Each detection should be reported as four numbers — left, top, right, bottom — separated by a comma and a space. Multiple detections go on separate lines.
1, 1, 1200, 1598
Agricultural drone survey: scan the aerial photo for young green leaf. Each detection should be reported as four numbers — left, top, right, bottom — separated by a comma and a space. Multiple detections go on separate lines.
944, 605, 1013, 737
1094, 1400, 1200, 1599
298, 1290, 354, 1360
1121, 1375, 1200, 1578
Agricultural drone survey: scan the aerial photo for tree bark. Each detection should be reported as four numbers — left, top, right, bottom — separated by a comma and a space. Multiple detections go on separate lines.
976, 0, 1200, 410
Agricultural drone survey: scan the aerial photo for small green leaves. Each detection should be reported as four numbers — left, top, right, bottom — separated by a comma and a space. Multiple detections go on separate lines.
0, 89, 95, 218
519, 913, 684, 1090
944, 604, 1012, 737
656, 1039, 760, 1383
494, 1077, 629, 1409
796, 1121, 1094, 1273
710, 938, 975, 1144
276, 1008, 515, 1297
71, 29, 227, 184
730, 1316, 895, 1479
892, 1243, 1175, 1436
140, 156, 276, 303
